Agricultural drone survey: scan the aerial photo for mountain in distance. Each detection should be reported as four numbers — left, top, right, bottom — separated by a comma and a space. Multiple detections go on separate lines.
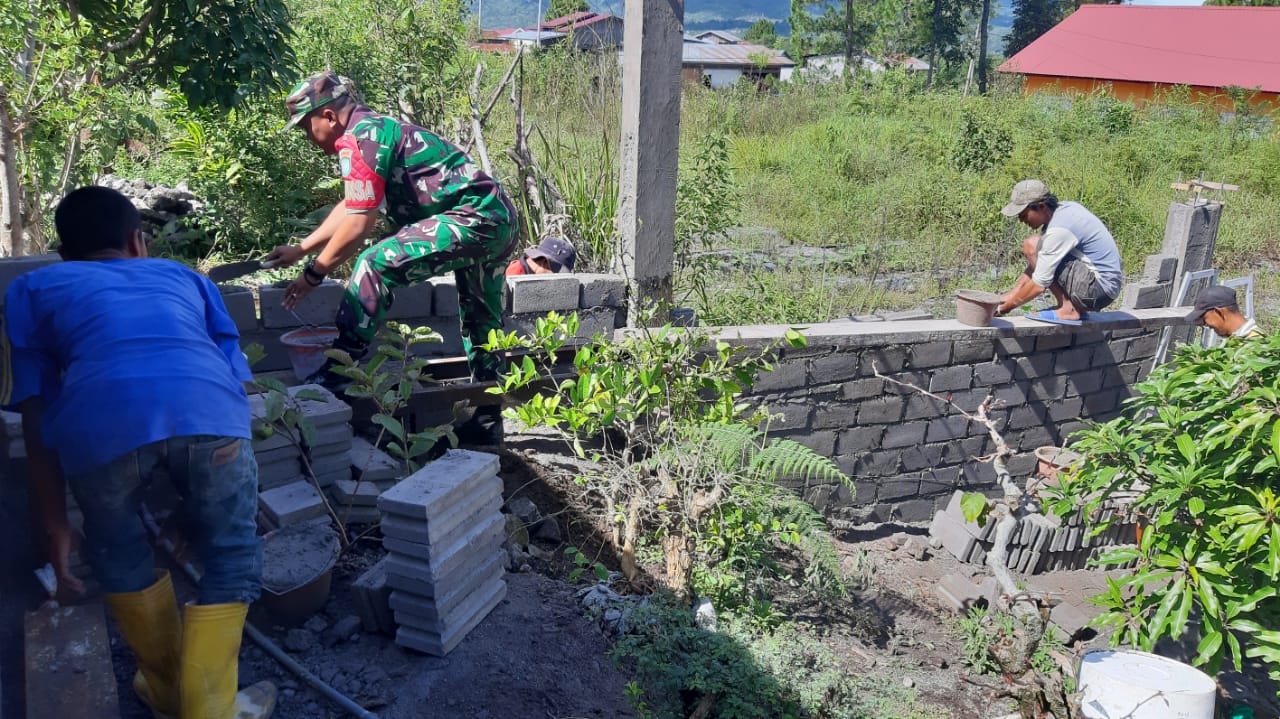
474, 0, 1011, 52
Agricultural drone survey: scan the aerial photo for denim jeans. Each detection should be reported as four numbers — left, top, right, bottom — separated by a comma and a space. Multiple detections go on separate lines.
65, 435, 262, 604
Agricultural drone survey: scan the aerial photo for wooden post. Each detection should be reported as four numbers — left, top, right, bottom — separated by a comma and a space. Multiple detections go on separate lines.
615, 0, 683, 325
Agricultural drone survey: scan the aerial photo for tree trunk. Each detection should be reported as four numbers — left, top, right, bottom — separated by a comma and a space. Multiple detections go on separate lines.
926, 0, 941, 89
977, 0, 991, 94
0, 84, 24, 257
843, 0, 855, 71
662, 529, 692, 599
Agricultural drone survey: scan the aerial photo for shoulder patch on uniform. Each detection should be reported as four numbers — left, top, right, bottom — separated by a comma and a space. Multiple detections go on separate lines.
339, 147, 354, 177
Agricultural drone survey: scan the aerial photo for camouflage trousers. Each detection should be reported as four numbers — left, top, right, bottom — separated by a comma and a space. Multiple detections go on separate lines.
335, 210, 518, 379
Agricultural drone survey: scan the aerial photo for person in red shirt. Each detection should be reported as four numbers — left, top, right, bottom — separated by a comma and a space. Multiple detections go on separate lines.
506, 235, 577, 276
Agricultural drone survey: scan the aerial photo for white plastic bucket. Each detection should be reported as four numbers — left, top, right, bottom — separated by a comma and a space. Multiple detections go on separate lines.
1078, 649, 1216, 719
279, 327, 339, 381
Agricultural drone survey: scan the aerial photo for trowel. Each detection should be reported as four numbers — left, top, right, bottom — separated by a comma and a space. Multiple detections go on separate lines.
207, 257, 280, 283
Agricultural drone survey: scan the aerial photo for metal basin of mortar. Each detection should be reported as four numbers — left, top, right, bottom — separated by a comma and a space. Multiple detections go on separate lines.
1034, 446, 1082, 486
955, 289, 1003, 327
259, 521, 339, 626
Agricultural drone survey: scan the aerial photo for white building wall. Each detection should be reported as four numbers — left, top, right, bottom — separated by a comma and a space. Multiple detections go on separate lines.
705, 68, 743, 89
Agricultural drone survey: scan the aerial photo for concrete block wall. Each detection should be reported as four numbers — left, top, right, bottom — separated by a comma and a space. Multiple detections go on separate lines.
1122, 200, 1222, 310
725, 308, 1190, 524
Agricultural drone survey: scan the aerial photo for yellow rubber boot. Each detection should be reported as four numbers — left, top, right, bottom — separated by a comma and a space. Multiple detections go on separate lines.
104, 571, 182, 719
180, 602, 277, 719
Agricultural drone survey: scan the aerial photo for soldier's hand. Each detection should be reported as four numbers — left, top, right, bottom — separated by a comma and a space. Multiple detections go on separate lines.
282, 274, 317, 310
46, 522, 85, 596
265, 244, 306, 268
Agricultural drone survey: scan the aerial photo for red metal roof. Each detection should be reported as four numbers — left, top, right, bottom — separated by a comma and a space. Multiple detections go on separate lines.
998, 6, 1280, 94
539, 11, 619, 32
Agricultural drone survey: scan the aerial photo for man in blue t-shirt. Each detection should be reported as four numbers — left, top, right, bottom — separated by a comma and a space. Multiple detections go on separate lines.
992, 179, 1124, 325
2, 187, 275, 718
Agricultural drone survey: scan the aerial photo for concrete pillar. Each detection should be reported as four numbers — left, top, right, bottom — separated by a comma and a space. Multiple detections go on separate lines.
615, 0, 684, 325
1161, 200, 1222, 294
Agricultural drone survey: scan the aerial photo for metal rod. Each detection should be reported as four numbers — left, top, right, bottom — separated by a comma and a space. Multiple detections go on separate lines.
139, 505, 380, 719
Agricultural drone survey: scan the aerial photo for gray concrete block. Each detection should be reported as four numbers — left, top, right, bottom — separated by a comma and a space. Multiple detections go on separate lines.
973, 360, 1015, 386
1047, 397, 1083, 423
506, 275, 581, 313
238, 330, 293, 373
926, 415, 970, 442
259, 280, 345, 328
574, 306, 618, 341
431, 276, 460, 316
1143, 254, 1178, 283
928, 365, 972, 393
1049, 602, 1092, 639
306, 452, 352, 478
1122, 282, 1171, 310
218, 284, 259, 333
753, 361, 807, 393
0, 254, 59, 296
259, 481, 327, 525
311, 468, 348, 489
290, 384, 353, 426
377, 450, 500, 520
1025, 375, 1066, 401
839, 378, 884, 401
1035, 333, 1071, 352
900, 444, 947, 472
930, 508, 977, 563
893, 498, 938, 523
340, 506, 381, 524
837, 426, 883, 454
811, 404, 858, 430
876, 478, 919, 502
857, 397, 904, 424
390, 569, 507, 636
1052, 347, 1092, 375
393, 576, 507, 656
577, 274, 626, 308
943, 436, 987, 465
332, 479, 381, 507
790, 430, 836, 457
352, 558, 395, 635
305, 423, 354, 452
380, 476, 503, 546
383, 511, 505, 580
860, 347, 907, 374
851, 451, 901, 476
350, 437, 401, 484
762, 401, 810, 431
1122, 333, 1160, 363
809, 352, 863, 384
1065, 372, 1104, 397
994, 337, 1036, 357
951, 339, 994, 364
903, 393, 949, 421
385, 542, 505, 600
881, 422, 927, 450
383, 282, 434, 320
909, 341, 952, 369
1005, 404, 1047, 431
257, 459, 303, 491
881, 310, 932, 321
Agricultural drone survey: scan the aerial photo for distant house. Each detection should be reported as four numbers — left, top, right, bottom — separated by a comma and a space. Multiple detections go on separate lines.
472, 28, 518, 53
998, 5, 1280, 112
682, 35, 795, 88
695, 30, 744, 45
538, 11, 624, 50
498, 28, 567, 51
883, 53, 931, 72
797, 53, 927, 82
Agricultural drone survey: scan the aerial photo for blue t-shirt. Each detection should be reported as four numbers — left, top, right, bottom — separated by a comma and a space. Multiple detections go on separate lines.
1, 258, 253, 474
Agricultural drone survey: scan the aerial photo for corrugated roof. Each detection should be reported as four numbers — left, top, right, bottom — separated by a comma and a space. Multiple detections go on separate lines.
696, 30, 743, 44
501, 29, 567, 41
683, 41, 794, 68
999, 5, 1280, 93
540, 12, 620, 32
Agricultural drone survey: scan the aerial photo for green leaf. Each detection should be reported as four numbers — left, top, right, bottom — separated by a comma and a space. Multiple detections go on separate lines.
263, 392, 285, 423
960, 492, 988, 524
295, 389, 328, 402
1188, 497, 1205, 516
372, 414, 407, 442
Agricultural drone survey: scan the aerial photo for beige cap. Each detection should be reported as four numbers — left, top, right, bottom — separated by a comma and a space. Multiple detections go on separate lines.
1001, 179, 1049, 217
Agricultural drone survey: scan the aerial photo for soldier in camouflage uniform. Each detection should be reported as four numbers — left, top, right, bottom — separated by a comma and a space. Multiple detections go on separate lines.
268, 71, 517, 442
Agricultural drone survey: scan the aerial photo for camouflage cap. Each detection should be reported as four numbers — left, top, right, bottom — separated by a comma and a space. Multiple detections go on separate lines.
281, 71, 352, 132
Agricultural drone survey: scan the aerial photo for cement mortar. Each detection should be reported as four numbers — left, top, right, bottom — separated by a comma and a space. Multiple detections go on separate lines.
262, 522, 339, 592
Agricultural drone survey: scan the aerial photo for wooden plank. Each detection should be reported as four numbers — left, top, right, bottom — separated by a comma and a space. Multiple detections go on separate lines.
24, 604, 120, 719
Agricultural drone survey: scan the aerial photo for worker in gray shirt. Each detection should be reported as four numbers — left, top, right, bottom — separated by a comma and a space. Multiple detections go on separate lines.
993, 179, 1123, 325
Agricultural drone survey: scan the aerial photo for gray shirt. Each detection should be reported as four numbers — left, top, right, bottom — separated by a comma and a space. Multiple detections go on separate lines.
1032, 202, 1123, 299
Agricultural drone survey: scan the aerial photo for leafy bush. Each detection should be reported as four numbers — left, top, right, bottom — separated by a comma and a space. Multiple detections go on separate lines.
1056, 332, 1280, 684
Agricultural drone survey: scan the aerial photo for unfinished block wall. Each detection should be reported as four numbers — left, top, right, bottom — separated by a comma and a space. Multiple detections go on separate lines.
728, 308, 1189, 524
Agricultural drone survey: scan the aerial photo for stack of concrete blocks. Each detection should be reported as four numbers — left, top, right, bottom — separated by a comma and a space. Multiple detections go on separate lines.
330, 437, 402, 525
2, 410, 24, 462
929, 490, 1141, 575
254, 385, 353, 529
375, 450, 507, 656
237, 273, 628, 373
1122, 200, 1222, 311
351, 557, 395, 636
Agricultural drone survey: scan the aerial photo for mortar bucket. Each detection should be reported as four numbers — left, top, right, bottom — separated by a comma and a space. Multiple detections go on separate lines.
1078, 649, 1215, 719
279, 327, 339, 381
955, 290, 1003, 327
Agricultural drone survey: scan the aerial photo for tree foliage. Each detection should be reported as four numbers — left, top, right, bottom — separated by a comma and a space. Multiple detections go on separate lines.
544, 0, 590, 20
1003, 0, 1063, 57
1055, 332, 1280, 685
743, 18, 780, 47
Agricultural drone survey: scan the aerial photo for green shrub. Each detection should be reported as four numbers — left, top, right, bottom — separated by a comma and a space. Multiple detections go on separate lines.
1055, 332, 1280, 686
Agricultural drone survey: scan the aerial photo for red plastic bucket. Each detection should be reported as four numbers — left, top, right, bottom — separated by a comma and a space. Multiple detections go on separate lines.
279, 327, 339, 381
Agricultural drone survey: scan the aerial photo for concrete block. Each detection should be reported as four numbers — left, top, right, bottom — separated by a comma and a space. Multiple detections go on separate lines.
332, 479, 382, 507
289, 384, 353, 426
218, 284, 259, 333
352, 558, 395, 635
909, 341, 951, 368
0, 254, 59, 296
935, 571, 989, 612
378, 452, 502, 521
1143, 254, 1178, 283
928, 365, 972, 393
305, 423, 354, 452
239, 330, 293, 373
881, 310, 932, 321
893, 498, 938, 523
259, 481, 327, 525
790, 430, 836, 457
850, 451, 900, 476
811, 403, 858, 430
753, 361, 807, 393
839, 378, 884, 401
350, 436, 401, 483
1122, 282, 1171, 310
950, 339, 993, 364
431, 276, 460, 316
1013, 354, 1054, 380
1053, 347, 1093, 375
973, 360, 1016, 386
575, 306, 618, 341
307, 452, 352, 479
903, 394, 948, 421
1025, 375, 1066, 402
763, 401, 811, 431
341, 506, 381, 524
577, 273, 626, 307
837, 426, 883, 454
393, 576, 507, 656
257, 458, 303, 491
390, 570, 506, 631
994, 336, 1037, 357
877, 478, 919, 502
929, 511, 976, 562
383, 282, 435, 320
900, 444, 946, 472
383, 511, 505, 580
1035, 333, 1071, 352
809, 352, 863, 384
1065, 371, 1104, 397
1047, 397, 1084, 424
385, 541, 505, 600
24, 603, 120, 718
860, 347, 907, 374
881, 422, 927, 450
506, 275, 580, 313
259, 279, 345, 328
857, 397, 905, 425
1122, 333, 1160, 363
1049, 602, 1093, 639
926, 415, 970, 442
